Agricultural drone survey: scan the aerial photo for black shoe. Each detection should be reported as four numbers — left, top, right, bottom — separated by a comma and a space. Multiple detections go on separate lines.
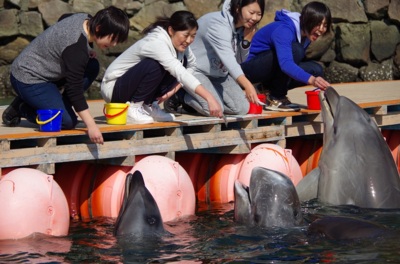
2, 96, 23, 126
264, 95, 300, 112
19, 102, 37, 124
164, 89, 197, 115
164, 92, 182, 115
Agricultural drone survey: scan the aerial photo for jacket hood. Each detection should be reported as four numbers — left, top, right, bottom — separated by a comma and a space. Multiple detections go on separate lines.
275, 9, 301, 43
221, 0, 236, 31
147, 26, 186, 61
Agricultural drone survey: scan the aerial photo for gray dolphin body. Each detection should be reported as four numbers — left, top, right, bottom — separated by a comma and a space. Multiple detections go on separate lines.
234, 167, 303, 228
296, 87, 400, 208
308, 215, 398, 240
114, 170, 165, 237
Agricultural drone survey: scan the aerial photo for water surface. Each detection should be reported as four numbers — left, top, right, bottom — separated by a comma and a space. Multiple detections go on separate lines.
0, 200, 399, 263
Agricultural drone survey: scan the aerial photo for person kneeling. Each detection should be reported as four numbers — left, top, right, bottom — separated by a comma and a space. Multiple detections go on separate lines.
101, 11, 222, 124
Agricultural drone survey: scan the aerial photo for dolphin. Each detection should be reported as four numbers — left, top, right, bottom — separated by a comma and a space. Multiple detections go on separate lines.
308, 215, 398, 240
296, 86, 400, 208
234, 167, 303, 228
114, 170, 165, 237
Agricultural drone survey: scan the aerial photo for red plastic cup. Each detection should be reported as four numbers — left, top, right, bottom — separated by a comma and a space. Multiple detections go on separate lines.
305, 90, 321, 110
248, 94, 266, 114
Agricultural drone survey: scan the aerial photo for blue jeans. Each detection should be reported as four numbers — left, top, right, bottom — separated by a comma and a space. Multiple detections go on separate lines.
11, 58, 99, 129
241, 42, 323, 98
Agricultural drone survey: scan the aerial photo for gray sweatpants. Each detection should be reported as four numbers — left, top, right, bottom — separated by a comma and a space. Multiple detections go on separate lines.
184, 72, 249, 116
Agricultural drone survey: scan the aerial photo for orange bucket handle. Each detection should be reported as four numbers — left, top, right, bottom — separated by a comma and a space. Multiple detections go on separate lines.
103, 105, 128, 118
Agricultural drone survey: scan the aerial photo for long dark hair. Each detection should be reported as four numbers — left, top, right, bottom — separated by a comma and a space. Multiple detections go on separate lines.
88, 6, 130, 43
142, 10, 198, 35
229, 0, 265, 25
300, 1, 332, 35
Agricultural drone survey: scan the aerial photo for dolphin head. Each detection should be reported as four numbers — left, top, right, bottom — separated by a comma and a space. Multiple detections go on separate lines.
308, 216, 394, 240
315, 86, 400, 208
320, 87, 380, 145
114, 171, 165, 237
234, 167, 303, 228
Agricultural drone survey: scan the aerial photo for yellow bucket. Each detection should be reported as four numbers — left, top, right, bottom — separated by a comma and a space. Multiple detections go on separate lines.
103, 103, 129, 125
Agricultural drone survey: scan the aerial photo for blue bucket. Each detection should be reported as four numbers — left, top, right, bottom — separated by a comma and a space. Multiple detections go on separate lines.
36, 109, 63, 132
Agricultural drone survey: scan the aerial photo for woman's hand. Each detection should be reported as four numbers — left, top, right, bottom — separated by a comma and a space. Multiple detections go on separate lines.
87, 124, 104, 144
309, 76, 330, 91
78, 109, 104, 144
206, 96, 223, 118
237, 75, 260, 105
193, 84, 223, 117
244, 86, 259, 104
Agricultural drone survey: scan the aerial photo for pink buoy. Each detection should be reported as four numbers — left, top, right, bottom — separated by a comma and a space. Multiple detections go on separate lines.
197, 154, 246, 203
238, 143, 303, 187
54, 162, 90, 220
130, 155, 196, 222
84, 165, 131, 219
0, 168, 69, 240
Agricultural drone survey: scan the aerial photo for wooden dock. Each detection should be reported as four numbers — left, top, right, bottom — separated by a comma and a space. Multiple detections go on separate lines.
1, 81, 399, 175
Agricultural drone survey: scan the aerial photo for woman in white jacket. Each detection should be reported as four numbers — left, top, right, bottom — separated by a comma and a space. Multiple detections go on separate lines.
101, 11, 222, 123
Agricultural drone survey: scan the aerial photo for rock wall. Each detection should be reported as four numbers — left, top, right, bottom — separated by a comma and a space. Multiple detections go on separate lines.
0, 0, 399, 98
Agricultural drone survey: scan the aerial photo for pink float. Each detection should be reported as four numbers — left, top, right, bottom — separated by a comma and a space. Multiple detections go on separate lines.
286, 137, 323, 177
238, 143, 303, 187
82, 165, 131, 219
197, 154, 246, 203
54, 162, 90, 220
0, 168, 69, 239
55, 163, 132, 220
175, 152, 203, 189
176, 153, 246, 203
131, 155, 196, 222
382, 129, 400, 173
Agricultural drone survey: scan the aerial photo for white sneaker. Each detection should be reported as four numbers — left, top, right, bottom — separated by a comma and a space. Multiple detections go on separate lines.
143, 101, 175, 122
127, 101, 154, 124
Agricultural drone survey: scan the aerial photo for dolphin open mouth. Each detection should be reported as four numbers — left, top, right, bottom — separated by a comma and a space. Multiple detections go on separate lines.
319, 87, 337, 133
319, 90, 329, 114
319, 86, 340, 119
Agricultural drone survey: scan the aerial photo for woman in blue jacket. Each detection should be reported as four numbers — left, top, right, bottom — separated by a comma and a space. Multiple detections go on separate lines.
241, 1, 332, 112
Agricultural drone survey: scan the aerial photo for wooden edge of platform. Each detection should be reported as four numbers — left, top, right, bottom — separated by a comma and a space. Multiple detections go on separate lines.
1, 98, 399, 141
0, 112, 302, 140
358, 99, 400, 108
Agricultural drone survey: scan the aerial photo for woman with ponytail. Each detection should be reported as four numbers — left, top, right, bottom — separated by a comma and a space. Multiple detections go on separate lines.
102, 11, 222, 123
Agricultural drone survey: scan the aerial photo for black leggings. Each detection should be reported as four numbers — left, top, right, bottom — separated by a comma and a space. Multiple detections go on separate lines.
111, 58, 177, 104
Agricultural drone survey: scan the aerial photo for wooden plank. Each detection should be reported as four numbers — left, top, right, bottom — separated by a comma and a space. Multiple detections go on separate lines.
0, 125, 285, 168
286, 122, 324, 137
288, 80, 400, 105
36, 163, 55, 175
0, 80, 399, 173
1, 140, 10, 151
373, 112, 400, 127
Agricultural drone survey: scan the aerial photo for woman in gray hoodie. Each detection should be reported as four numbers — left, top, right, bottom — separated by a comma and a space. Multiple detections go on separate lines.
164, 0, 265, 116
